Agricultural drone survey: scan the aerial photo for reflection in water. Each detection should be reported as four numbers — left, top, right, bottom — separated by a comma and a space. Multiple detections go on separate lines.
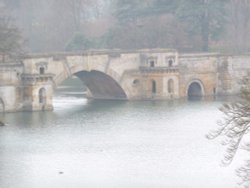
0, 82, 242, 188
188, 95, 203, 101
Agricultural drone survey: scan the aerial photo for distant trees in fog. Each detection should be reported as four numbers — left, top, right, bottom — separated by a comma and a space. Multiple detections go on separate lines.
1, 0, 250, 53
111, 0, 227, 51
0, 7, 24, 62
227, 0, 250, 52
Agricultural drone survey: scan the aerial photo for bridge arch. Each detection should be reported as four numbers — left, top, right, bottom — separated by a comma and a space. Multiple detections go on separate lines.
55, 68, 127, 100
187, 80, 205, 99
74, 70, 127, 100
51, 56, 129, 100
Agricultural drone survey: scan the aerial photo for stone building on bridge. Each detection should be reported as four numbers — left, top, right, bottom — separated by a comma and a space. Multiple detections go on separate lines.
0, 49, 249, 112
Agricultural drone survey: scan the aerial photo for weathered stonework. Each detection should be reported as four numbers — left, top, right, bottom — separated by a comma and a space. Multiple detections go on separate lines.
21, 73, 54, 111
1, 49, 250, 112
0, 62, 23, 112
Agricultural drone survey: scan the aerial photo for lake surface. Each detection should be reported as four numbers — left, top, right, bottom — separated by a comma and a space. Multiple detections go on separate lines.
0, 81, 245, 188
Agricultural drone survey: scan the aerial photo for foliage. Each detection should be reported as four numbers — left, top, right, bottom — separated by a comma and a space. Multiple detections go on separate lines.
226, 0, 250, 53
207, 77, 250, 187
2, 0, 250, 53
0, 10, 24, 61
151, 0, 180, 14
65, 33, 93, 51
114, 0, 179, 22
112, 0, 227, 52
113, 0, 155, 23
102, 14, 189, 50
176, 0, 227, 51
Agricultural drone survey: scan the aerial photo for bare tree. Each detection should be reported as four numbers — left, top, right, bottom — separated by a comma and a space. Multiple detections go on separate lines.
207, 77, 250, 187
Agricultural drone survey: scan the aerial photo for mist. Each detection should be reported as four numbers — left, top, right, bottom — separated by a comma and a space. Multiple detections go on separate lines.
1, 0, 250, 53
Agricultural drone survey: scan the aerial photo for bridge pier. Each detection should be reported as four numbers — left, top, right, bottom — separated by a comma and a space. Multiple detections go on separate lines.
22, 74, 54, 111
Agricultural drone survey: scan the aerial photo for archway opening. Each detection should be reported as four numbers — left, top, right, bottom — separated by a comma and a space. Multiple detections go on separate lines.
53, 76, 88, 110
39, 67, 45, 74
75, 70, 127, 100
150, 60, 155, 67
152, 80, 157, 94
168, 79, 174, 94
168, 59, 173, 67
188, 82, 203, 100
53, 70, 127, 111
55, 76, 87, 97
39, 88, 46, 104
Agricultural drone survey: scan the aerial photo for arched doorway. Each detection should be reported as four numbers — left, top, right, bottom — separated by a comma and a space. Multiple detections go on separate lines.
39, 67, 45, 74
168, 79, 174, 94
152, 80, 157, 94
150, 60, 155, 67
187, 81, 203, 100
168, 59, 173, 67
39, 88, 46, 105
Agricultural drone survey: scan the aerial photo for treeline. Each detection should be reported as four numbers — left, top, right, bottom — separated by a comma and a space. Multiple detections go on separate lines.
1, 0, 250, 53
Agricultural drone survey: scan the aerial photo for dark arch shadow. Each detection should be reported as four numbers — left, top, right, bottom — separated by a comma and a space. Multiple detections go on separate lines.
152, 80, 156, 94
188, 82, 203, 101
74, 70, 127, 100
0, 98, 5, 113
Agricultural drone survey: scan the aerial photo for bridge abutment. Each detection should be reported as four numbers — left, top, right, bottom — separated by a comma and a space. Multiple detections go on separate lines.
21, 74, 54, 111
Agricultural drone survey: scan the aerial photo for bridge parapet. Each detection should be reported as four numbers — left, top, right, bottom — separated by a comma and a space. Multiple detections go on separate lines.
21, 73, 55, 85
139, 66, 179, 74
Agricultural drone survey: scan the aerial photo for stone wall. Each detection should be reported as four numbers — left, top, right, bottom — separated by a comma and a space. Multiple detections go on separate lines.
0, 62, 23, 112
179, 53, 218, 97
217, 55, 250, 96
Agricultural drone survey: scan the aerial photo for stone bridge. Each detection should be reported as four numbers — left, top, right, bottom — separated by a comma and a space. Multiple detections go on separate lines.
0, 49, 250, 112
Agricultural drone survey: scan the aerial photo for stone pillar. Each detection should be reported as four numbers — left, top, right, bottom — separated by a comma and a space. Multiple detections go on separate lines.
217, 58, 232, 95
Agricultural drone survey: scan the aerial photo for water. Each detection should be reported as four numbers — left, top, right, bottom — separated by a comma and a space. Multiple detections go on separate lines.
0, 82, 245, 188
